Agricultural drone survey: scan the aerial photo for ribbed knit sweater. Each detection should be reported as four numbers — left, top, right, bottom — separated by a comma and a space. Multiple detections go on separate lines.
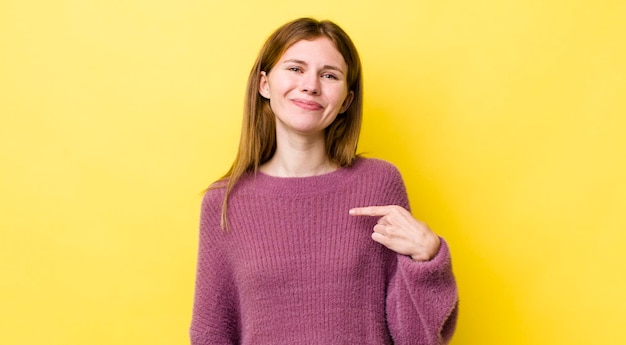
190, 158, 458, 345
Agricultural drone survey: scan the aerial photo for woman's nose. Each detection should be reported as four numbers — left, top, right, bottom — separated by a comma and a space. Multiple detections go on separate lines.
300, 72, 320, 95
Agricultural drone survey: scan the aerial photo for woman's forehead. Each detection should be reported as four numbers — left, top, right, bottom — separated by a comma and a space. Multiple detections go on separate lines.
278, 37, 347, 69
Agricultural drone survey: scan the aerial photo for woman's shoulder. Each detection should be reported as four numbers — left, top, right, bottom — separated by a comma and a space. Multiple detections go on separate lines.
354, 156, 403, 178
201, 182, 227, 213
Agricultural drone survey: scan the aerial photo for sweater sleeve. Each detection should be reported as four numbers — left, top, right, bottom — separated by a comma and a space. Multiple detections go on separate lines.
382, 162, 459, 344
386, 239, 459, 344
189, 191, 239, 345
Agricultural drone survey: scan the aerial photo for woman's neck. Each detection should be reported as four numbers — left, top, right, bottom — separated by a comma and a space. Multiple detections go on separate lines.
260, 133, 337, 177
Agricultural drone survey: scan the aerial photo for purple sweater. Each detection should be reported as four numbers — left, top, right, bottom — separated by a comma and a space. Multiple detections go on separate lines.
190, 158, 458, 344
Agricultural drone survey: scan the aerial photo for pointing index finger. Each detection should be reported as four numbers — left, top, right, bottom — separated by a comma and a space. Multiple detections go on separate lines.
349, 205, 393, 217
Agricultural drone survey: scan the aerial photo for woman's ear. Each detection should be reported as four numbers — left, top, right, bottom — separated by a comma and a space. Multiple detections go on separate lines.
339, 90, 354, 113
259, 71, 270, 99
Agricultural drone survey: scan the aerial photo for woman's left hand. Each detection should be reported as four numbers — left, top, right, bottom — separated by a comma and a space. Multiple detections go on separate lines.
349, 205, 440, 261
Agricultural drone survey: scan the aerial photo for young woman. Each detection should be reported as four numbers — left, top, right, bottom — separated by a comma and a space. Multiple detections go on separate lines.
190, 18, 458, 345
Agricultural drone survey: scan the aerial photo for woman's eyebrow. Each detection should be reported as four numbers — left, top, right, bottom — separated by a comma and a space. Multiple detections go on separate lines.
282, 58, 307, 65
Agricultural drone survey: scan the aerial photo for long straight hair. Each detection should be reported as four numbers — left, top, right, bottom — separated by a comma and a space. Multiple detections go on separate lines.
212, 18, 364, 229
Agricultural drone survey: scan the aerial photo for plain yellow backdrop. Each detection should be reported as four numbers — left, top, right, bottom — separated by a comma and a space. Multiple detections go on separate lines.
1, 0, 625, 344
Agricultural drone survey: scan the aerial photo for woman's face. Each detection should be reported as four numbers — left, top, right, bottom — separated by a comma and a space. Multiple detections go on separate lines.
259, 37, 354, 139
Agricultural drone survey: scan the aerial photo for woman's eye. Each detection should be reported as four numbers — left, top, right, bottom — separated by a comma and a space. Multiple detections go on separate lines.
322, 73, 338, 79
289, 67, 301, 72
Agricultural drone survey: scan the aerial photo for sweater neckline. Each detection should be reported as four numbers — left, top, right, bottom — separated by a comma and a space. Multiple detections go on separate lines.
239, 157, 365, 197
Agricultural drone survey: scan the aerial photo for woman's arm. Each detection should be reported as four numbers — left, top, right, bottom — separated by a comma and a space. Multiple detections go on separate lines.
349, 162, 458, 344
385, 238, 458, 345
190, 192, 239, 345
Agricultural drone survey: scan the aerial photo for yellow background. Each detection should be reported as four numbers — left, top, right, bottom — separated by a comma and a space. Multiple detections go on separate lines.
1, 0, 624, 344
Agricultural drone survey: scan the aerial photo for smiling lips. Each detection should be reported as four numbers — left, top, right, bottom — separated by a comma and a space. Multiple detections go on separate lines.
292, 99, 323, 110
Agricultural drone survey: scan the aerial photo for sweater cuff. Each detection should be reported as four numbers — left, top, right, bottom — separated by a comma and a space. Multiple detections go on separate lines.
397, 237, 453, 279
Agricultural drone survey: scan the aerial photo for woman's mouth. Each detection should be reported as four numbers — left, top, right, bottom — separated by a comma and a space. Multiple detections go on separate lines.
292, 99, 323, 110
